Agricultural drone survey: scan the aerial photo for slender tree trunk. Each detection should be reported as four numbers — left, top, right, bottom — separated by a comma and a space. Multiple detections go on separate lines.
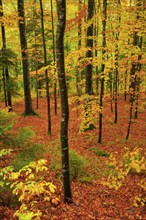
33, 0, 39, 109
114, 44, 118, 124
124, 68, 128, 101
114, 0, 121, 124
2, 67, 7, 107
109, 71, 113, 112
126, 33, 137, 140
83, 0, 95, 131
50, 0, 57, 115
135, 36, 142, 118
76, 0, 83, 116
39, 0, 51, 134
18, 0, 34, 115
76, 0, 82, 98
56, 0, 72, 203
94, 0, 100, 95
98, 0, 107, 143
126, 0, 141, 139
85, 0, 94, 95
0, 0, 12, 109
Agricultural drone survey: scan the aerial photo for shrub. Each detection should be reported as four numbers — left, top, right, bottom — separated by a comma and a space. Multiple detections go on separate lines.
0, 108, 17, 138
69, 149, 88, 180
15, 127, 35, 148
101, 148, 146, 206
50, 146, 91, 181
2, 159, 58, 220
11, 143, 45, 171
90, 147, 110, 157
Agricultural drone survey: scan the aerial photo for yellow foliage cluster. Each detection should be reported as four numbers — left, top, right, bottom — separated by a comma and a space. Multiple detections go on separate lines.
30, 62, 56, 81
123, 148, 146, 174
101, 154, 127, 191
102, 148, 146, 207
3, 159, 58, 219
69, 95, 99, 132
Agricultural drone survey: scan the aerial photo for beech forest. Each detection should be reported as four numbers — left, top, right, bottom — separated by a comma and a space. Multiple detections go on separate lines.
0, 0, 146, 219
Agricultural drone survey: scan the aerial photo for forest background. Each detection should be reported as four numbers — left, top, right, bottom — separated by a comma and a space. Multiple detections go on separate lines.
0, 0, 146, 219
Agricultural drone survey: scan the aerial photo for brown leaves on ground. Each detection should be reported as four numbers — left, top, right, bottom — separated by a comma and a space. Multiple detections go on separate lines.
0, 93, 146, 219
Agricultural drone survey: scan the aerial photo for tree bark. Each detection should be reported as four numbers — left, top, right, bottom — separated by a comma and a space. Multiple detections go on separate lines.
18, 0, 34, 115
50, 0, 57, 115
56, 0, 72, 203
39, 0, 51, 134
98, 0, 107, 143
0, 0, 12, 109
85, 0, 94, 95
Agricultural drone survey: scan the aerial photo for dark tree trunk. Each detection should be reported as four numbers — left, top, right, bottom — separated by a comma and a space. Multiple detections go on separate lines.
98, 0, 107, 143
75, 0, 83, 116
33, 1, 39, 109
18, 0, 33, 115
85, 0, 94, 95
39, 0, 51, 134
135, 36, 142, 119
2, 67, 7, 107
83, 0, 95, 131
109, 71, 113, 112
114, 0, 121, 124
76, 0, 82, 98
126, 32, 138, 140
50, 0, 57, 115
126, 0, 141, 139
56, 0, 72, 203
94, 1, 100, 95
5, 68, 12, 108
0, 0, 12, 109
124, 68, 128, 101
114, 44, 118, 124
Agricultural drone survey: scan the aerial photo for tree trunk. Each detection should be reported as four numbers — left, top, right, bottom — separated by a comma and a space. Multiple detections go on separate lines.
83, 0, 95, 131
98, 0, 107, 143
0, 0, 12, 109
114, 0, 121, 124
56, 0, 72, 203
135, 36, 142, 119
76, 0, 82, 98
50, 0, 57, 115
2, 67, 7, 107
85, 0, 94, 95
39, 0, 51, 134
126, 0, 141, 139
18, 0, 34, 115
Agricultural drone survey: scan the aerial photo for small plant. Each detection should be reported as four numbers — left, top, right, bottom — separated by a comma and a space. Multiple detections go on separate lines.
69, 149, 88, 180
102, 154, 126, 190
11, 143, 45, 171
50, 146, 91, 181
0, 108, 17, 138
134, 179, 146, 207
90, 147, 110, 157
101, 147, 146, 206
0, 149, 13, 189
123, 148, 146, 174
15, 127, 35, 148
4, 159, 58, 220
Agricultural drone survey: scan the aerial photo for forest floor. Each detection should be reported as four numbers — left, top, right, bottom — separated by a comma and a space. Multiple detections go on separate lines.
0, 93, 146, 220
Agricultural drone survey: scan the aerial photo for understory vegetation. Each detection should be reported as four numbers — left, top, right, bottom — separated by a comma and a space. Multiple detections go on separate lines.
0, 95, 145, 219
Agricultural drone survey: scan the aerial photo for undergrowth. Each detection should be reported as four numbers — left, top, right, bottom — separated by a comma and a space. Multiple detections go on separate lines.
50, 144, 93, 182
102, 147, 146, 207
